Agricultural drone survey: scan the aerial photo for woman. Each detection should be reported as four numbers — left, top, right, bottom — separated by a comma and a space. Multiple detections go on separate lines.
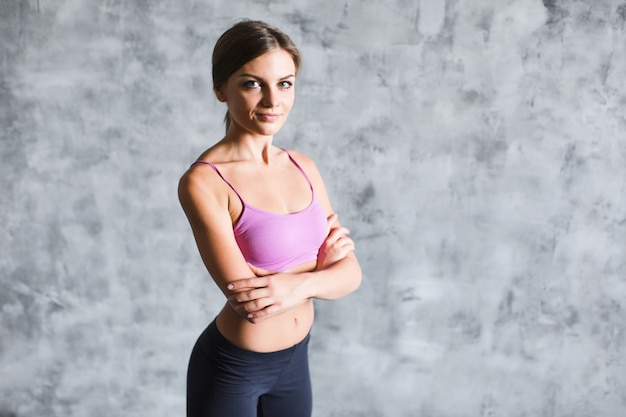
178, 20, 362, 417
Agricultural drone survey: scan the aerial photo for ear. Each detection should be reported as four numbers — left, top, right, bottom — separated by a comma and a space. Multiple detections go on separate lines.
214, 86, 227, 103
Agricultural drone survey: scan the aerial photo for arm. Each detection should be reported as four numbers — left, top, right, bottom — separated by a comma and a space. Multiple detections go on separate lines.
228, 151, 362, 322
282, 151, 362, 300
178, 165, 260, 299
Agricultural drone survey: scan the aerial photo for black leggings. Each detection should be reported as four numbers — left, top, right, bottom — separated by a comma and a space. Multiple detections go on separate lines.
186, 320, 312, 417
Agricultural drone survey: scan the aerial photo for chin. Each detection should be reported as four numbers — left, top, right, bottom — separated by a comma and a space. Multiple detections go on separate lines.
256, 124, 285, 137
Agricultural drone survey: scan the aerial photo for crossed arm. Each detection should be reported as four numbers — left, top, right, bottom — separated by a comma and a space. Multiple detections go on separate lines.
227, 212, 362, 323
179, 151, 362, 324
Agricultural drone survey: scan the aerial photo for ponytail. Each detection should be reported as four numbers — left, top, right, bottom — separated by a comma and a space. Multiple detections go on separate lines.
224, 111, 231, 134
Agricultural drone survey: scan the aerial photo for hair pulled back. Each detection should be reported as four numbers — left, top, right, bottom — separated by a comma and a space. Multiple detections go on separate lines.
212, 20, 302, 132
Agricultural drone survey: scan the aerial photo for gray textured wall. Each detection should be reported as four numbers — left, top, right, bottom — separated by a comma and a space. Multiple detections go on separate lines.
1, 0, 625, 416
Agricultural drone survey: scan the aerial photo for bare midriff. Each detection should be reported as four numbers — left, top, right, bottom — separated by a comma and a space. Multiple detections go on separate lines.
215, 259, 317, 353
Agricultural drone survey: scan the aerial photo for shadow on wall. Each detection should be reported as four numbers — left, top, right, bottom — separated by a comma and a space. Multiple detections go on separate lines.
0, 410, 17, 417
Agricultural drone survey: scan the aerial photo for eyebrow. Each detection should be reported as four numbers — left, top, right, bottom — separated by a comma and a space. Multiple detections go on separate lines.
238, 73, 296, 81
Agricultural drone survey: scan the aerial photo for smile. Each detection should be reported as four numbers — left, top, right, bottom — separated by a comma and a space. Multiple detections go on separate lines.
256, 113, 282, 122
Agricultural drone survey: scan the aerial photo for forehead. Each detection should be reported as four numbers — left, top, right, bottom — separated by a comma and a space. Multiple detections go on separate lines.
236, 48, 297, 77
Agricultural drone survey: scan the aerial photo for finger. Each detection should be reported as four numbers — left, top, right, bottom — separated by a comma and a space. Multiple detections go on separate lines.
330, 226, 350, 239
229, 287, 270, 303
329, 243, 354, 259
333, 245, 355, 258
248, 263, 276, 277
228, 295, 271, 314
227, 277, 269, 292
242, 297, 273, 313
326, 238, 355, 258
247, 304, 280, 322
337, 237, 355, 249
323, 227, 350, 247
326, 213, 339, 234
323, 236, 353, 254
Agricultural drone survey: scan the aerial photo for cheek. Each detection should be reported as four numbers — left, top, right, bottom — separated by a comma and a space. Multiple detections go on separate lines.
227, 96, 252, 113
283, 93, 296, 110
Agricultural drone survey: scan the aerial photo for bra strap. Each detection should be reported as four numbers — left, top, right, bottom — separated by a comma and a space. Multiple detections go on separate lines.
281, 148, 314, 191
192, 160, 246, 204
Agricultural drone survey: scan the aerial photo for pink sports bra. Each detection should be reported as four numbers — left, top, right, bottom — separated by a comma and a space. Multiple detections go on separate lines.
194, 150, 328, 272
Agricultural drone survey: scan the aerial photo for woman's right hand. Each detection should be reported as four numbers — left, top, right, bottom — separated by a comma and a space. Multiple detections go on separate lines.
315, 214, 355, 271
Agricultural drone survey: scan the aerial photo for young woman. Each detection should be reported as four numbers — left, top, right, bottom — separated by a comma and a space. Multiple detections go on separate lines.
178, 20, 362, 417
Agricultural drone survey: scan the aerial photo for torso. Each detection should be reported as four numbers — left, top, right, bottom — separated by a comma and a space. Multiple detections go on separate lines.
196, 146, 326, 352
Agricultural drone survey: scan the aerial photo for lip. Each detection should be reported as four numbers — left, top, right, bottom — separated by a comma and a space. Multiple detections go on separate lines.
256, 113, 281, 122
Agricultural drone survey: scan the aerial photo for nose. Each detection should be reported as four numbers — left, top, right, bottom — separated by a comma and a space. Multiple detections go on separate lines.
261, 86, 279, 108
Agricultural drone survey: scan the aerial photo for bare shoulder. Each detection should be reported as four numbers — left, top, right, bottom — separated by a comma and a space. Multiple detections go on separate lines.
178, 162, 227, 212
284, 149, 322, 177
179, 163, 209, 198
284, 149, 333, 212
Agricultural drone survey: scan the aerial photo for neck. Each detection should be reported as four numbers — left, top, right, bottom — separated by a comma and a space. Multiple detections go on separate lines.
221, 128, 276, 165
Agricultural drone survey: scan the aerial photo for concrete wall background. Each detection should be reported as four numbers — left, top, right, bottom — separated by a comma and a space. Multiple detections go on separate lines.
1, 0, 625, 416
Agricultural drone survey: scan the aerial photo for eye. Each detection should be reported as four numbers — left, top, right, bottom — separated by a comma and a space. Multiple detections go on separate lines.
243, 80, 261, 89
279, 81, 293, 89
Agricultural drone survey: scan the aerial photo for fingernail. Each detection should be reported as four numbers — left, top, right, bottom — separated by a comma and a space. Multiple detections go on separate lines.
228, 284, 234, 290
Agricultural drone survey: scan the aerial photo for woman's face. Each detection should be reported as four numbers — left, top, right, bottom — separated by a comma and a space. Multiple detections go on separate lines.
216, 48, 297, 138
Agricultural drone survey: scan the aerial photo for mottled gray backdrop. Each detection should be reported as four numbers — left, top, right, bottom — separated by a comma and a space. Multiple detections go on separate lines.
1, 0, 625, 416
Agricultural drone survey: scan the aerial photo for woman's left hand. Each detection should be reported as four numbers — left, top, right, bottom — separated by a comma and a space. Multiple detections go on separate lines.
316, 213, 354, 271
226, 264, 309, 323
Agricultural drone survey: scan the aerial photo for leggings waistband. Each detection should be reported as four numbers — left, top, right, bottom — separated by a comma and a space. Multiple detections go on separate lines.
205, 319, 310, 361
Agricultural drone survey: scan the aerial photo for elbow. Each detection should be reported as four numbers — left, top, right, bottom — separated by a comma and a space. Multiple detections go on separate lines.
355, 270, 363, 290
340, 260, 362, 298
350, 266, 363, 293
332, 272, 361, 301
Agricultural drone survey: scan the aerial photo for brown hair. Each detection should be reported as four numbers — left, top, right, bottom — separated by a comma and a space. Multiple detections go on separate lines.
212, 20, 302, 132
